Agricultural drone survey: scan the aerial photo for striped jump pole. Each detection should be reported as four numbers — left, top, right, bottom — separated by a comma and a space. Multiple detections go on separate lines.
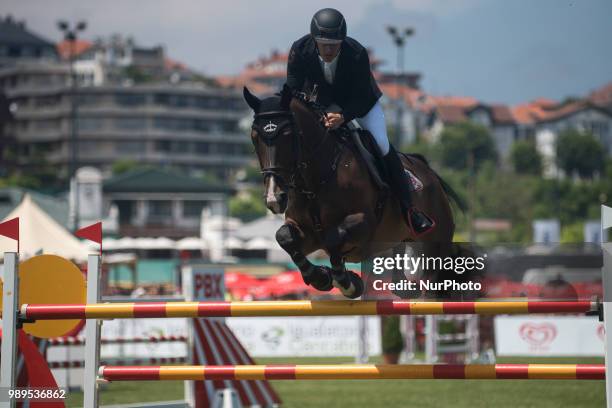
602, 204, 612, 408
49, 357, 187, 369
99, 364, 605, 381
47, 335, 188, 346
20, 300, 597, 320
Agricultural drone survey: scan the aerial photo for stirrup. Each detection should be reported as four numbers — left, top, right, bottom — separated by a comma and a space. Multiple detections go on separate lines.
406, 208, 436, 237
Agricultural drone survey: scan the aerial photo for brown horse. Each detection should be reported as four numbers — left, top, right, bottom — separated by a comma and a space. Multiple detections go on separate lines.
244, 85, 460, 299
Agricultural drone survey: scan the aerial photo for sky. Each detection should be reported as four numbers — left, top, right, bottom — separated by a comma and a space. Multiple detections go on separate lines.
3, 0, 611, 104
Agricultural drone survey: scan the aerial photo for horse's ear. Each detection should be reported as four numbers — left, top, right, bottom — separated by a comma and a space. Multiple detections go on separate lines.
280, 84, 292, 110
243, 87, 261, 112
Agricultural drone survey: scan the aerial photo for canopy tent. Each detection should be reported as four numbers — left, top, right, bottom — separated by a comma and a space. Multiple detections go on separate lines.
0, 194, 91, 261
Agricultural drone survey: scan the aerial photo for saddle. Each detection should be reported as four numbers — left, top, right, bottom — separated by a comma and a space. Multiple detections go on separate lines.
334, 125, 424, 193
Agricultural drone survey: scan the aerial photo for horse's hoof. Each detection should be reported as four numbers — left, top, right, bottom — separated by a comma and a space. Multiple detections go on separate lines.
309, 266, 333, 292
333, 270, 364, 299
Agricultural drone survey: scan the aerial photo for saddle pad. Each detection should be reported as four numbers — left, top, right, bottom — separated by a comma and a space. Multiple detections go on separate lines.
405, 168, 424, 192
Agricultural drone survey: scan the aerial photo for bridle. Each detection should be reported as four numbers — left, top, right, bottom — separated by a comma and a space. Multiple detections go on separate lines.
252, 110, 299, 190
251, 101, 339, 194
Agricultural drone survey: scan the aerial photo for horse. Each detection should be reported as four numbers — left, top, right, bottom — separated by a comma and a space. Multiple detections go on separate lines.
243, 85, 462, 299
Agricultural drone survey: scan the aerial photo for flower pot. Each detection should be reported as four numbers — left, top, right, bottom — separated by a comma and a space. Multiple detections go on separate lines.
383, 352, 400, 364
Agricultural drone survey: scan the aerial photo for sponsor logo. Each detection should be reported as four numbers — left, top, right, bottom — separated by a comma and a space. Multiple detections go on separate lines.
519, 322, 557, 347
263, 121, 277, 133
261, 327, 284, 348
597, 324, 605, 341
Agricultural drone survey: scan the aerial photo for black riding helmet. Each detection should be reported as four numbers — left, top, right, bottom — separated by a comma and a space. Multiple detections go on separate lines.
310, 8, 347, 43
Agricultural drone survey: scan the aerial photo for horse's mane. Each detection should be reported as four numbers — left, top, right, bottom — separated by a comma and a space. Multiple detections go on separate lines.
290, 92, 328, 128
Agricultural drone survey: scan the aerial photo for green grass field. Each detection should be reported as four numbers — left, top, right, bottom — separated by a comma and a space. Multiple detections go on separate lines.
64, 356, 605, 407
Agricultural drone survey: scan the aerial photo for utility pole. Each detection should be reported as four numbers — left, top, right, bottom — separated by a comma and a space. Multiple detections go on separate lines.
386, 26, 414, 148
57, 20, 87, 231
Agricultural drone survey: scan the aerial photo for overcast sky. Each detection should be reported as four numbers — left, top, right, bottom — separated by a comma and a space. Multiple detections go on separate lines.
4, 0, 611, 104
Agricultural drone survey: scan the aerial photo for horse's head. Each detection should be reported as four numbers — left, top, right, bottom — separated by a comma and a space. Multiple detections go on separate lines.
243, 85, 297, 214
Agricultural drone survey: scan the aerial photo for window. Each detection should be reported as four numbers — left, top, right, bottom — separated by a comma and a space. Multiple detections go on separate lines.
161, 141, 191, 153
154, 117, 201, 132
152, 93, 190, 107
34, 95, 61, 108
154, 140, 171, 152
77, 94, 101, 106
116, 141, 143, 153
33, 119, 59, 130
149, 200, 172, 217
77, 117, 106, 130
78, 140, 102, 153
183, 200, 207, 217
115, 93, 146, 106
195, 142, 210, 153
114, 117, 147, 130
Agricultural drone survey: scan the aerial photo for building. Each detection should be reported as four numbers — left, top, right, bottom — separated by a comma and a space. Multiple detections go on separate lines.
0, 23, 253, 184
588, 82, 612, 112
102, 167, 233, 238
58, 34, 203, 87
0, 67, 251, 181
420, 85, 612, 170
0, 15, 58, 67
532, 101, 612, 177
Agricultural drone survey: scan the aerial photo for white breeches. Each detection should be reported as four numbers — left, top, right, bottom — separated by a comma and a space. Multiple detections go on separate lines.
355, 100, 390, 155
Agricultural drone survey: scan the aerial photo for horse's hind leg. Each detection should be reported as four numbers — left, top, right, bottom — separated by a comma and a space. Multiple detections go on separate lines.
325, 213, 369, 299
329, 252, 364, 299
275, 222, 333, 291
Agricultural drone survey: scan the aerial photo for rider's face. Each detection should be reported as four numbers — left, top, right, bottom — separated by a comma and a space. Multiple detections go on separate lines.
316, 41, 341, 62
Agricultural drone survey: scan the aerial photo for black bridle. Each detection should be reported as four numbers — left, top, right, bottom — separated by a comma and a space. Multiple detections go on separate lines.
251, 102, 339, 194
252, 110, 300, 190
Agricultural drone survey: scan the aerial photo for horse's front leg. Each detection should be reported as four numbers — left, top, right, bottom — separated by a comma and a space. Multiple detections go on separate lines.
325, 213, 370, 299
275, 221, 333, 291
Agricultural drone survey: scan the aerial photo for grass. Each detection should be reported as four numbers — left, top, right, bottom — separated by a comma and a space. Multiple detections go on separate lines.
65, 356, 605, 407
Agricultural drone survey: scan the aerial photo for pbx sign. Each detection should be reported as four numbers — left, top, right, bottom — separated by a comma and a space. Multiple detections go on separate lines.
195, 272, 223, 300
183, 265, 225, 301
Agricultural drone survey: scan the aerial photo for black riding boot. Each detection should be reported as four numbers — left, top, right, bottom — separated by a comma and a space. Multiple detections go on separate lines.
383, 145, 435, 236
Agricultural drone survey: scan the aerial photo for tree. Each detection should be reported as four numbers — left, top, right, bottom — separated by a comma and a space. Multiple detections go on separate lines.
229, 188, 267, 222
510, 140, 542, 176
123, 65, 153, 83
111, 159, 140, 175
438, 122, 497, 171
556, 129, 605, 179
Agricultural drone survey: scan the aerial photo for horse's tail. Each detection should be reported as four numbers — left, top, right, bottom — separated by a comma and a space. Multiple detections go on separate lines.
403, 153, 468, 213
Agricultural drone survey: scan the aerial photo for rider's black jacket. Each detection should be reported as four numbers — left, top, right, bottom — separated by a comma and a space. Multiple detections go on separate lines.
286, 34, 382, 122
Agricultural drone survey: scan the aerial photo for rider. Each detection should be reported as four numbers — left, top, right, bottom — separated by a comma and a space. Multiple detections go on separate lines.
285, 7, 434, 235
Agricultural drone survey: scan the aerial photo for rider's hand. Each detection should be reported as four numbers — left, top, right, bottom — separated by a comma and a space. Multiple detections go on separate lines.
324, 113, 344, 129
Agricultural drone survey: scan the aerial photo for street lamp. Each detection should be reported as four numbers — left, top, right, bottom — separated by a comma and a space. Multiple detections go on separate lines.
57, 20, 87, 231
386, 26, 414, 147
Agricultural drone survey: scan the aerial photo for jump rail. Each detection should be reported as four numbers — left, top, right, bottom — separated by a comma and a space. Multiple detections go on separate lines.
48, 357, 187, 369
99, 364, 605, 381
47, 335, 187, 346
20, 300, 597, 320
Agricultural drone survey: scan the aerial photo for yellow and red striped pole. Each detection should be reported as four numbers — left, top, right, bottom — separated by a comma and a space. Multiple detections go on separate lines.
99, 364, 605, 381
21, 300, 596, 320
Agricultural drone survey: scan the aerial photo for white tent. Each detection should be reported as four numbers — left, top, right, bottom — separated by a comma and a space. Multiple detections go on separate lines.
244, 236, 275, 250
0, 194, 91, 261
177, 237, 207, 250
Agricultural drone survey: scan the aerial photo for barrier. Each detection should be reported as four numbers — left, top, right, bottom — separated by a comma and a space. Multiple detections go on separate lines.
49, 357, 187, 369
20, 300, 597, 319
1, 204, 611, 407
98, 363, 605, 381
1, 255, 281, 408
47, 335, 188, 346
